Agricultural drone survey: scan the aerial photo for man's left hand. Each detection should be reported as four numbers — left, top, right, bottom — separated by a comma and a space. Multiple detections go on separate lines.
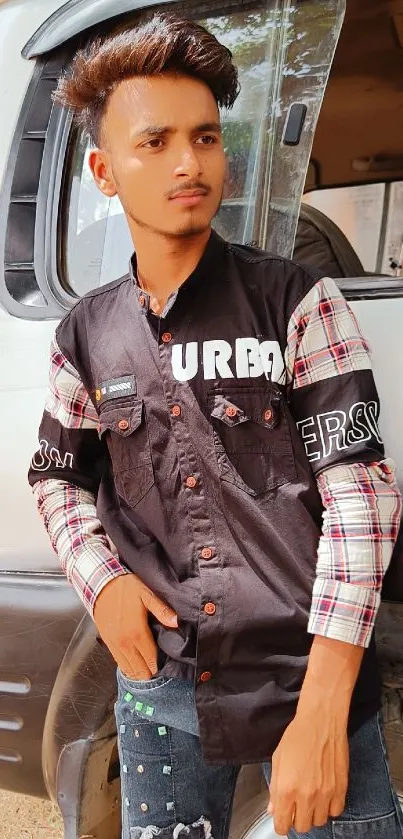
268, 706, 349, 835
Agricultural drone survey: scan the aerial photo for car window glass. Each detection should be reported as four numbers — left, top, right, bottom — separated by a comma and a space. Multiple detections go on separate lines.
303, 182, 403, 276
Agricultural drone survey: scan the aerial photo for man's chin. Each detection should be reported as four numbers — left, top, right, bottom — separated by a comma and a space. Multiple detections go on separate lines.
160, 218, 212, 239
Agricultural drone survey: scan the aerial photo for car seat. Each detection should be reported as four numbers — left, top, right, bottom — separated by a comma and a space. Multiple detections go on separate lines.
294, 202, 365, 277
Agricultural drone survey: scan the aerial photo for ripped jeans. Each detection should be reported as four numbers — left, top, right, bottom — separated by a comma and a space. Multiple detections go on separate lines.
115, 670, 403, 839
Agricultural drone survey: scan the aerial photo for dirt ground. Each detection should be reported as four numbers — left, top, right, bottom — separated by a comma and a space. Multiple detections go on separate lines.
0, 791, 63, 839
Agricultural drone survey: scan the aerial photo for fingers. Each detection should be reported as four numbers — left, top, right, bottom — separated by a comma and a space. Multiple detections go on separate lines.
133, 622, 159, 676
120, 653, 152, 681
109, 643, 153, 681
329, 792, 346, 819
141, 584, 178, 627
272, 796, 295, 837
293, 802, 314, 835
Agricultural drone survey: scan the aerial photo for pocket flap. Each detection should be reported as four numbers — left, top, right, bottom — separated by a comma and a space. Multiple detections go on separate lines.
211, 396, 250, 427
98, 400, 144, 438
210, 390, 280, 429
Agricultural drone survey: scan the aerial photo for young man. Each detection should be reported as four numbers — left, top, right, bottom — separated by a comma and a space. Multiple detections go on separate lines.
29, 13, 403, 839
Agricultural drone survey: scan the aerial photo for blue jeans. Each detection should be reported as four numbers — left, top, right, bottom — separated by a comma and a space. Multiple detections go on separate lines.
115, 670, 403, 839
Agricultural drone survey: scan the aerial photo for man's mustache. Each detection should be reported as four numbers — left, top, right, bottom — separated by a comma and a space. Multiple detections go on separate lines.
165, 182, 211, 199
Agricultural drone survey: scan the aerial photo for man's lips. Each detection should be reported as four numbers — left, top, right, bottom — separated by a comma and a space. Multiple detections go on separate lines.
169, 189, 209, 206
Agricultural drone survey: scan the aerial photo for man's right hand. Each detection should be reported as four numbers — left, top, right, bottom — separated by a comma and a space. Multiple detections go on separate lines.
93, 574, 178, 680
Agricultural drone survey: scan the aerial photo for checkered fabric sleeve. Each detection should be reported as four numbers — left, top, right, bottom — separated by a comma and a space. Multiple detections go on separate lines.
286, 276, 402, 646
29, 337, 129, 614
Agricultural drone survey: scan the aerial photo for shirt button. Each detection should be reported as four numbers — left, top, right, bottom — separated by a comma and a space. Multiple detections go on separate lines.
225, 406, 237, 418
264, 408, 273, 422
201, 547, 213, 560
161, 332, 172, 343
185, 476, 197, 489
139, 294, 146, 307
118, 419, 129, 431
204, 602, 216, 616
171, 405, 181, 417
200, 671, 212, 683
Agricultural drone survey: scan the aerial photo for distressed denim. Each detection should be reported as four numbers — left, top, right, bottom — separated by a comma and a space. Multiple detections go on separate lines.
115, 670, 403, 839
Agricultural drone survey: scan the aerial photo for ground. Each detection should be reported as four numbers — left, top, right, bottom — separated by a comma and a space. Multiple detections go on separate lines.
0, 791, 63, 839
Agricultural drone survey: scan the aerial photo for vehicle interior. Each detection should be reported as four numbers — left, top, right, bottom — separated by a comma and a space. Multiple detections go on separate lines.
295, 0, 403, 279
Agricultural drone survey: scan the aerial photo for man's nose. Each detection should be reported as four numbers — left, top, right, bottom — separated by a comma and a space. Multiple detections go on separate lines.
174, 145, 202, 179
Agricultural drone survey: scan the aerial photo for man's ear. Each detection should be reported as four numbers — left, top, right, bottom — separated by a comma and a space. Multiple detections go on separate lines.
88, 148, 117, 198
224, 154, 230, 189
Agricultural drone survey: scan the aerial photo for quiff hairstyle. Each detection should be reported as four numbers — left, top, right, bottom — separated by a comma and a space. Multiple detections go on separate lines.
53, 13, 239, 145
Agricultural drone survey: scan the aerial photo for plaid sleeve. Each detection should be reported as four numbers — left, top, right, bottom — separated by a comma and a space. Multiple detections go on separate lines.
29, 337, 128, 613
286, 276, 402, 646
33, 479, 128, 615
309, 460, 401, 646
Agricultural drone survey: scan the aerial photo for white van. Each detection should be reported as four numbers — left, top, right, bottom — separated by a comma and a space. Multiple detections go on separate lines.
0, 1, 402, 837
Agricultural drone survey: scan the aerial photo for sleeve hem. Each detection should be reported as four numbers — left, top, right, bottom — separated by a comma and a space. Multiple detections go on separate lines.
308, 578, 380, 648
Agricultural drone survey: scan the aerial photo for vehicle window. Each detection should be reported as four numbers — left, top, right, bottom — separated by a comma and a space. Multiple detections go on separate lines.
303, 182, 403, 276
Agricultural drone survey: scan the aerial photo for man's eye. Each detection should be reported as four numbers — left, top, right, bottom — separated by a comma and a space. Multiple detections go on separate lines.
144, 138, 164, 149
195, 135, 217, 145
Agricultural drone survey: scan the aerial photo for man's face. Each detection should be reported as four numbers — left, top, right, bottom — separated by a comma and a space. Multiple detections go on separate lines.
89, 73, 226, 239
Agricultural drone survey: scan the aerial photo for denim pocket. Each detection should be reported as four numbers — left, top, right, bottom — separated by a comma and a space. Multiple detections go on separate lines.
332, 811, 402, 838
118, 668, 172, 692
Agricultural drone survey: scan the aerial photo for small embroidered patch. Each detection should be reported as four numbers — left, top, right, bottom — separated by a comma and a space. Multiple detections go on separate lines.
145, 706, 154, 716
166, 802, 174, 812
124, 692, 133, 702
135, 701, 144, 711
163, 765, 172, 775
95, 375, 137, 405
158, 726, 167, 736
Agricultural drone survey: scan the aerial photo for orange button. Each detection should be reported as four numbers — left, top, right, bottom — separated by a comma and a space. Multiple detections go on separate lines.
225, 406, 237, 418
201, 548, 213, 560
264, 409, 272, 422
200, 671, 212, 683
139, 294, 146, 307
185, 476, 197, 489
171, 405, 181, 417
204, 602, 216, 616
118, 419, 129, 431
162, 332, 172, 344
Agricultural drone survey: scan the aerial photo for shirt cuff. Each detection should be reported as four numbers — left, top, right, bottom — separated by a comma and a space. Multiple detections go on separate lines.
71, 543, 130, 617
307, 576, 380, 647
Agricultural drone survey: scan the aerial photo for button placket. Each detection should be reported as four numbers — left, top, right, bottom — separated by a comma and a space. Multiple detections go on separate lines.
151, 328, 221, 697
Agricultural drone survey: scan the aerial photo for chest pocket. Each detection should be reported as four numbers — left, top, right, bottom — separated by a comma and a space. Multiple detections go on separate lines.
209, 387, 296, 496
98, 399, 154, 507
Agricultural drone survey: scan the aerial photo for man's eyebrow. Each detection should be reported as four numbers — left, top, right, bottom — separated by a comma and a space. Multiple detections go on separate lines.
133, 121, 222, 140
194, 122, 222, 133
133, 125, 173, 139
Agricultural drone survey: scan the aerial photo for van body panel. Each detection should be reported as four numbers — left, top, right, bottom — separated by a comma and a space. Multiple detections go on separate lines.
0, 573, 83, 797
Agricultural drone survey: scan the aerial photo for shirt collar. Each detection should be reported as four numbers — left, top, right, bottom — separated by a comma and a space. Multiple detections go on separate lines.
129, 229, 226, 315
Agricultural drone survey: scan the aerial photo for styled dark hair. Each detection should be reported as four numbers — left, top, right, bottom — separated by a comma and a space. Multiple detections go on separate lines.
53, 13, 239, 145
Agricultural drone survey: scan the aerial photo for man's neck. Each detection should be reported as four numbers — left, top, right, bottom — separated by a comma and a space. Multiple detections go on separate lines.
133, 226, 211, 315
